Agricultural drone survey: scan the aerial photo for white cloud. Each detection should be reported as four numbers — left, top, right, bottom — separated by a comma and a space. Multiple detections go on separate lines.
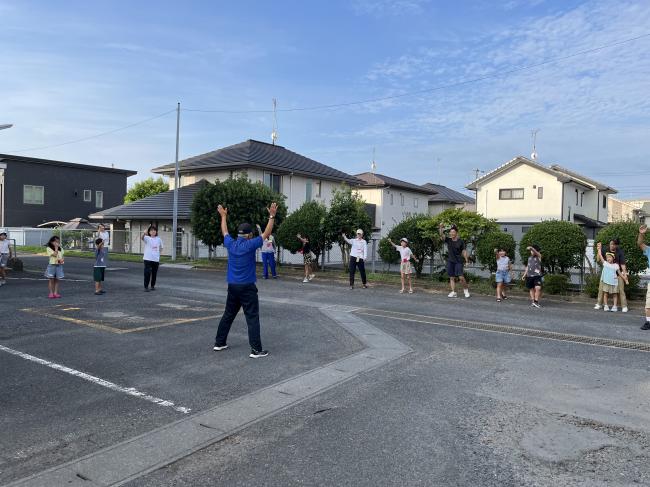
351, 0, 430, 16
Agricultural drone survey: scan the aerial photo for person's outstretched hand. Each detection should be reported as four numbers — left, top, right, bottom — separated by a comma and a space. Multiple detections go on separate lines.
268, 202, 278, 218
640, 224, 648, 234
217, 205, 228, 217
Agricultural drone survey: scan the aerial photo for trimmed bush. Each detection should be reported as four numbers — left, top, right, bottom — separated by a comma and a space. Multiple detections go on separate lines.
584, 274, 600, 298
543, 274, 570, 295
520, 220, 586, 274
475, 230, 517, 272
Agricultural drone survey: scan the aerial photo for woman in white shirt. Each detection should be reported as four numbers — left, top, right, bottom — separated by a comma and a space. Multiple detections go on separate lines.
389, 237, 414, 294
142, 225, 163, 292
342, 229, 368, 289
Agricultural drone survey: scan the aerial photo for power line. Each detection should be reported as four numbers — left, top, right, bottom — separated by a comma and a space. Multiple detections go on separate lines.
7, 109, 177, 153
183, 31, 650, 114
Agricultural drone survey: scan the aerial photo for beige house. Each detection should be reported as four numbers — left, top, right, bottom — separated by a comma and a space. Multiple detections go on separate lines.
467, 156, 617, 242
421, 183, 475, 216
355, 172, 435, 237
608, 196, 650, 223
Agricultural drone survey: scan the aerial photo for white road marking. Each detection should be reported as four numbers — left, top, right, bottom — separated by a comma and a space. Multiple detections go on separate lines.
105, 267, 129, 271
8, 277, 89, 282
0, 344, 191, 414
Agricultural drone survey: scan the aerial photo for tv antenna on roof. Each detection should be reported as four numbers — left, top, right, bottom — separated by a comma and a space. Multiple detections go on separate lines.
371, 147, 377, 173
271, 98, 278, 145
531, 129, 540, 161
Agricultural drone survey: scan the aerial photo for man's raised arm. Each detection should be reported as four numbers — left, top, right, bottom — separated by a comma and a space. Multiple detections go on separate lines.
217, 205, 229, 237
261, 203, 278, 240
639, 225, 648, 251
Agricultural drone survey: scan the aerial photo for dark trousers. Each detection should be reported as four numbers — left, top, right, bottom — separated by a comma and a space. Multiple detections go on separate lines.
144, 260, 159, 289
349, 256, 367, 286
262, 252, 277, 278
215, 283, 263, 351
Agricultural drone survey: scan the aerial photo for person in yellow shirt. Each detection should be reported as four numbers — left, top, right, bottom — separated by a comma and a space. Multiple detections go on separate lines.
45, 236, 65, 298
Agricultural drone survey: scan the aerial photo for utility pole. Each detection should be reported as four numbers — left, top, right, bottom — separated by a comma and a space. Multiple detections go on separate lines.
171, 102, 180, 261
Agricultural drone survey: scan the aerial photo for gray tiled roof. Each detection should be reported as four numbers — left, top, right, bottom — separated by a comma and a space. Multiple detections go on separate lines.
0, 153, 136, 176
356, 172, 436, 195
89, 180, 208, 220
422, 183, 475, 204
152, 139, 361, 185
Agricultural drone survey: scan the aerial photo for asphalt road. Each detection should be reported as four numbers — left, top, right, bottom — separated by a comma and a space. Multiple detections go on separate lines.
2, 255, 650, 486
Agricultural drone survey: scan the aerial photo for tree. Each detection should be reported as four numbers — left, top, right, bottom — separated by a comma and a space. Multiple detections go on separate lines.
323, 186, 373, 270
596, 222, 648, 275
475, 230, 517, 272
124, 177, 169, 203
519, 220, 586, 274
378, 214, 434, 277
191, 175, 287, 251
418, 208, 499, 263
276, 200, 328, 261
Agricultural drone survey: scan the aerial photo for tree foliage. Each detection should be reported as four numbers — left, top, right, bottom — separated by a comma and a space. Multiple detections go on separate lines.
191, 176, 287, 249
378, 214, 434, 277
323, 186, 373, 269
519, 220, 586, 274
276, 200, 328, 260
474, 230, 517, 272
595, 221, 648, 275
124, 177, 169, 203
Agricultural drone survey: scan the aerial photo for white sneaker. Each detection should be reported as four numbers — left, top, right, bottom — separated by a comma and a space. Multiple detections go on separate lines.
622, 307, 628, 313
611, 306, 618, 312
463, 289, 470, 298
302, 278, 309, 283
447, 291, 457, 298
594, 304, 601, 310
308, 274, 315, 281
603, 305, 610, 311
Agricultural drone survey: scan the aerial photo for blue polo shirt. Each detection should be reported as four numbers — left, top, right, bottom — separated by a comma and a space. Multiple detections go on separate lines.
224, 234, 263, 284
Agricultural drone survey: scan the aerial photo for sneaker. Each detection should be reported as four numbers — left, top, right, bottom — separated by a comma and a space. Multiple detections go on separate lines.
150, 287, 156, 291
362, 284, 368, 289
302, 278, 309, 283
603, 305, 610, 311
249, 349, 269, 358
308, 274, 315, 281
350, 285, 354, 290
502, 295, 508, 300
100, 290, 106, 294
594, 304, 602, 310
94, 291, 103, 296
273, 276, 278, 279
531, 301, 541, 308
497, 298, 502, 302
48, 293, 55, 299
213, 344, 229, 351
611, 306, 618, 312
463, 289, 470, 298
408, 289, 414, 294
622, 307, 628, 313
399, 289, 405, 294
447, 291, 457, 298
641, 322, 650, 331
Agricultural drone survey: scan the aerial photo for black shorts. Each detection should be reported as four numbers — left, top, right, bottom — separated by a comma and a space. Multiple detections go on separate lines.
525, 276, 542, 289
93, 267, 105, 282
446, 261, 464, 278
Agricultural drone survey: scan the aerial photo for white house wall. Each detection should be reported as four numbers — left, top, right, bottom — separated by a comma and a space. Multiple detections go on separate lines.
476, 164, 563, 222
358, 187, 429, 236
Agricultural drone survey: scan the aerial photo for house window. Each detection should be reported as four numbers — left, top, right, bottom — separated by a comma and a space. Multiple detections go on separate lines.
537, 187, 543, 199
95, 191, 104, 208
603, 195, 607, 209
400, 194, 404, 206
315, 180, 321, 198
390, 193, 394, 205
575, 189, 579, 205
83, 190, 92, 202
414, 198, 418, 208
305, 180, 313, 202
522, 226, 531, 233
499, 188, 524, 200
263, 172, 281, 194
580, 192, 584, 206
23, 185, 44, 205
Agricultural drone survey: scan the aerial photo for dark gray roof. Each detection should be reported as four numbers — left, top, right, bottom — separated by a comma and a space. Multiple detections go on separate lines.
0, 153, 136, 176
574, 213, 606, 227
152, 139, 361, 185
355, 172, 436, 195
89, 180, 208, 220
422, 183, 475, 204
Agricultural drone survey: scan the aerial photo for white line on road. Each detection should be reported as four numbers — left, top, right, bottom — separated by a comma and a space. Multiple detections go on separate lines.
8, 277, 90, 282
0, 344, 191, 414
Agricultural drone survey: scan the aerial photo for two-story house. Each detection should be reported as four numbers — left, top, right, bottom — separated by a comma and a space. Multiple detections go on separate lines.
0, 154, 135, 227
466, 156, 617, 242
421, 183, 475, 216
355, 172, 436, 237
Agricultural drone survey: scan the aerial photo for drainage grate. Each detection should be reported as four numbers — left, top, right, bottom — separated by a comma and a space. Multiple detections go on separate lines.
354, 308, 650, 353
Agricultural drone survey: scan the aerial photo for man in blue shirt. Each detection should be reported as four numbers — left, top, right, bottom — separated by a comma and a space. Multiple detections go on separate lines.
638, 225, 650, 330
214, 202, 278, 357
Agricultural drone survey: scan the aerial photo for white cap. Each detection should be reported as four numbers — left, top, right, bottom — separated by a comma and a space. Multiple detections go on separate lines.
356, 229, 363, 235
400, 237, 408, 243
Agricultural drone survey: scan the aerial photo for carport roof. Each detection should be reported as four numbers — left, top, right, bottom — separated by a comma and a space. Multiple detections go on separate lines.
89, 180, 208, 220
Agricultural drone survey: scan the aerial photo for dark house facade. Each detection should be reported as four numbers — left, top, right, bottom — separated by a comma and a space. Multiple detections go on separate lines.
0, 154, 136, 227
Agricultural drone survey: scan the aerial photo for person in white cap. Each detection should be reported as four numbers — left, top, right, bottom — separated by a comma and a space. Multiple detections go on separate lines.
389, 237, 414, 294
342, 229, 368, 289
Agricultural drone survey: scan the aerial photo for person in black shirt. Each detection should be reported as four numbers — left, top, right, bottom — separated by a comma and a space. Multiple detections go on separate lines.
439, 223, 470, 298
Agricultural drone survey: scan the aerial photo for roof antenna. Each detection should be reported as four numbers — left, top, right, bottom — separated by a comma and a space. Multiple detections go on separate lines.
370, 147, 377, 173
531, 129, 539, 161
271, 98, 278, 145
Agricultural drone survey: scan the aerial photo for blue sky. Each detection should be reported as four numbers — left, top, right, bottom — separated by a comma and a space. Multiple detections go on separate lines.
1, 0, 649, 198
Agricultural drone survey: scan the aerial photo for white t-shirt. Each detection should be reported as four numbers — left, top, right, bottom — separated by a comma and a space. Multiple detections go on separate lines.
344, 236, 368, 260
143, 236, 163, 262
496, 256, 510, 272
98, 230, 110, 246
0, 240, 9, 254
395, 245, 412, 262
